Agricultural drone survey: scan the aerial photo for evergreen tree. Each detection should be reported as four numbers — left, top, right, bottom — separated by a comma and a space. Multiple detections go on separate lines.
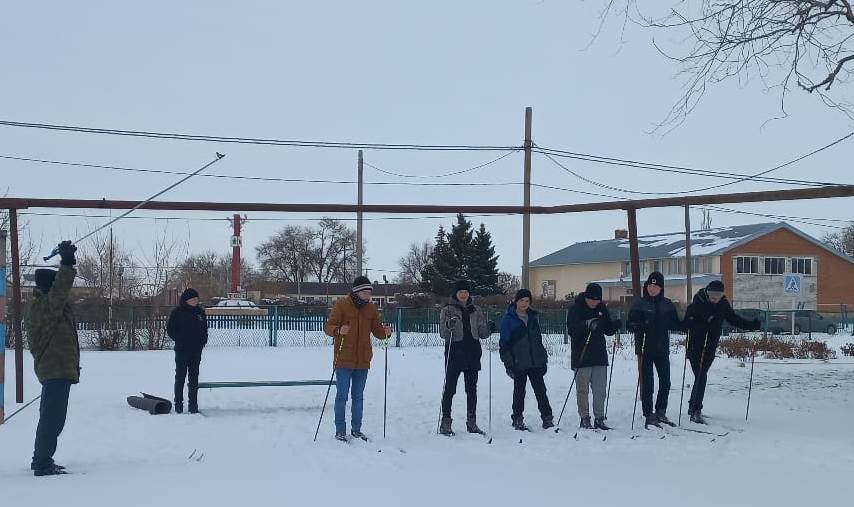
469, 223, 501, 295
420, 226, 458, 295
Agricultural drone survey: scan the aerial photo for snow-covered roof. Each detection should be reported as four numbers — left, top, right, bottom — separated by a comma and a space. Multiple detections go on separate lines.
531, 222, 854, 267
590, 273, 721, 288
215, 299, 258, 308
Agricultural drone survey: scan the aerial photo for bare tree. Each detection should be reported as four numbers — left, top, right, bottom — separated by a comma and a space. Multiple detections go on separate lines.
396, 240, 433, 284
498, 271, 521, 295
603, 1, 854, 128
310, 218, 359, 283
134, 226, 185, 350
822, 222, 854, 255
256, 225, 315, 292
174, 251, 259, 300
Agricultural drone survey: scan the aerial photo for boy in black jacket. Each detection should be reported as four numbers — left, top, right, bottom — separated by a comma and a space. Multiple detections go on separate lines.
166, 288, 208, 414
627, 272, 684, 428
683, 280, 760, 423
567, 283, 621, 430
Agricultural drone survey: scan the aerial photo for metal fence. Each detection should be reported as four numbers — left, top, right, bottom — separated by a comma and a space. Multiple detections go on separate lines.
11, 304, 852, 352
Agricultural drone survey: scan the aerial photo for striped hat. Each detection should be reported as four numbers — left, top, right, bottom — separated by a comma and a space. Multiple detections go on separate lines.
351, 276, 373, 293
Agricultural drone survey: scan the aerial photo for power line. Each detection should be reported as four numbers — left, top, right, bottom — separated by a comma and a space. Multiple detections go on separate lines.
533, 131, 850, 188
0, 153, 528, 188
0, 120, 518, 152
363, 150, 518, 179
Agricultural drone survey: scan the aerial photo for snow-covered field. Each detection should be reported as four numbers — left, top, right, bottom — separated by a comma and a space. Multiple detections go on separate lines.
2, 336, 853, 506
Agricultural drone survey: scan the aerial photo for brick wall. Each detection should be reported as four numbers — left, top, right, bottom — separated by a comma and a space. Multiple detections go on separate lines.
721, 227, 854, 309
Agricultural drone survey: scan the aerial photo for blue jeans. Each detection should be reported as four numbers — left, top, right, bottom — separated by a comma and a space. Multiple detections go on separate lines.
334, 368, 369, 434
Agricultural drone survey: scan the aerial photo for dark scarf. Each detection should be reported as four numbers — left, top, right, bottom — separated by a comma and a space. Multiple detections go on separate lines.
351, 292, 369, 309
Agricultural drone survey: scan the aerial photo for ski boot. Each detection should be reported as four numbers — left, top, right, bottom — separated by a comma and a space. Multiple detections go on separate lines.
656, 410, 675, 426
351, 430, 368, 441
439, 416, 455, 436
594, 417, 611, 430
512, 415, 530, 431
174, 401, 183, 414
579, 416, 593, 429
541, 415, 555, 430
644, 413, 662, 429
466, 415, 485, 435
33, 464, 68, 477
335, 431, 349, 443
690, 409, 707, 425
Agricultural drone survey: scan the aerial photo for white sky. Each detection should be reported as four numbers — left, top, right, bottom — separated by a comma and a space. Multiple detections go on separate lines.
1, 1, 851, 281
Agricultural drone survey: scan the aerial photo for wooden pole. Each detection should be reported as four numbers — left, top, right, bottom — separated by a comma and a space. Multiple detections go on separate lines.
357, 150, 364, 277
522, 107, 532, 288
685, 205, 693, 303
627, 208, 642, 300
9, 210, 24, 403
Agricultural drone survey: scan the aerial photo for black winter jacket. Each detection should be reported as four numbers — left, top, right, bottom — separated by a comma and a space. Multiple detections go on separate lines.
627, 282, 684, 357
167, 295, 208, 351
684, 289, 761, 361
567, 294, 620, 369
499, 304, 549, 374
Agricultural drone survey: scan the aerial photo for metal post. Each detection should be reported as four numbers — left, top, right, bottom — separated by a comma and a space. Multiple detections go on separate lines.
10, 210, 24, 403
684, 204, 693, 303
1, 230, 7, 423
395, 307, 402, 348
303, 307, 307, 347
357, 150, 364, 276
627, 208, 642, 300
521, 107, 532, 289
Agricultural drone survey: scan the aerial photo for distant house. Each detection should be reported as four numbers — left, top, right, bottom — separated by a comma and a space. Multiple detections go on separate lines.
529, 222, 854, 309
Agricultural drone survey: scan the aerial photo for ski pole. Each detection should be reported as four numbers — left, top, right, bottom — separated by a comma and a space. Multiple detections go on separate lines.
677, 330, 692, 426
43, 153, 225, 261
745, 344, 756, 421
604, 329, 618, 419
383, 331, 389, 439
314, 323, 347, 442
488, 333, 493, 444
631, 333, 646, 431
436, 324, 455, 435
555, 331, 592, 433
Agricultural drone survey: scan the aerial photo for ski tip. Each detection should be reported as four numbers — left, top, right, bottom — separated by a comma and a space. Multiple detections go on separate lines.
518, 438, 523, 444
487, 438, 493, 444
602, 435, 607, 441
554, 428, 560, 434
573, 432, 578, 440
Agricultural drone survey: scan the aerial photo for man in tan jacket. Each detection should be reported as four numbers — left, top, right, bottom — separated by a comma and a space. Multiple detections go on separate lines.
324, 276, 392, 442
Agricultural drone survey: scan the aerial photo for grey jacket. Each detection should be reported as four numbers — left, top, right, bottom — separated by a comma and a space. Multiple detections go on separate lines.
439, 300, 491, 342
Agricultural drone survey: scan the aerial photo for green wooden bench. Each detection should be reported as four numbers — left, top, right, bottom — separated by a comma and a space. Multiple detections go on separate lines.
198, 380, 334, 389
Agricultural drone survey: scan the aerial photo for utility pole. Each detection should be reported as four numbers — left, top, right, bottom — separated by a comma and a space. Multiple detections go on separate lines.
684, 205, 693, 304
231, 214, 242, 296
109, 228, 114, 328
357, 150, 364, 277
522, 107, 532, 289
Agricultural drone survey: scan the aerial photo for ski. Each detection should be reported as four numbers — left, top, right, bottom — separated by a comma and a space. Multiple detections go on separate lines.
678, 426, 730, 437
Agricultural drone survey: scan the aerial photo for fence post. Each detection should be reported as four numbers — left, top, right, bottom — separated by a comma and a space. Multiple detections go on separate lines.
303, 307, 307, 347
127, 307, 134, 351
273, 306, 279, 347
268, 307, 274, 347
563, 308, 569, 345
1, 230, 7, 424
395, 307, 402, 348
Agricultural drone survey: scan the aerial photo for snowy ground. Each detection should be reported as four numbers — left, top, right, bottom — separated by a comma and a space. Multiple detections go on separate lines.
2, 336, 853, 506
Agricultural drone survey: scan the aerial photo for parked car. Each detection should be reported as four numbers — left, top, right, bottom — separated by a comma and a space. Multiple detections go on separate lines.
767, 310, 840, 335
721, 308, 764, 335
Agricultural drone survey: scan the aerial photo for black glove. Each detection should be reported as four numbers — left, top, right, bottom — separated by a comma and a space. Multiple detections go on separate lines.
707, 314, 716, 324
57, 240, 77, 266
505, 367, 515, 379
488, 321, 497, 334
585, 318, 601, 332
612, 318, 622, 331
446, 317, 459, 330
750, 318, 761, 331
542, 364, 548, 376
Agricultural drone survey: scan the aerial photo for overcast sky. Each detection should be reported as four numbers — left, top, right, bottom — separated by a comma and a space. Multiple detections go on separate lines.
1, 1, 851, 282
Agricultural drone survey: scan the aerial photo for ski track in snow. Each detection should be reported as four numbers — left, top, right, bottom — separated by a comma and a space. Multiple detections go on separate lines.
2, 335, 853, 506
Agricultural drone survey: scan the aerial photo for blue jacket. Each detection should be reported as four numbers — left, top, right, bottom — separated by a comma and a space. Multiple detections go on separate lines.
499, 303, 548, 373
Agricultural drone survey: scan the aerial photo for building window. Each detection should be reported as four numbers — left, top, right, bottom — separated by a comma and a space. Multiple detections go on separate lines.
691, 256, 712, 273
736, 256, 759, 274
652, 260, 660, 273
764, 257, 786, 275
791, 257, 812, 275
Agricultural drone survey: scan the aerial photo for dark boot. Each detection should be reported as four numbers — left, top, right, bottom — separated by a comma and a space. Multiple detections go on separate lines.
656, 410, 674, 426
645, 413, 662, 428
351, 430, 368, 441
466, 414, 484, 434
31, 463, 64, 471
541, 415, 554, 430
439, 417, 455, 436
579, 416, 593, 429
690, 410, 707, 425
594, 417, 611, 430
34, 464, 68, 477
174, 402, 183, 414
335, 431, 348, 442
188, 401, 199, 414
512, 415, 529, 431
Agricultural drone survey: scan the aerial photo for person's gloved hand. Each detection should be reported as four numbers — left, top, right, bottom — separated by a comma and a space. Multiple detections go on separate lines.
57, 241, 77, 266
585, 318, 601, 332
446, 317, 459, 330
611, 318, 622, 331
505, 367, 515, 379
750, 318, 762, 331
